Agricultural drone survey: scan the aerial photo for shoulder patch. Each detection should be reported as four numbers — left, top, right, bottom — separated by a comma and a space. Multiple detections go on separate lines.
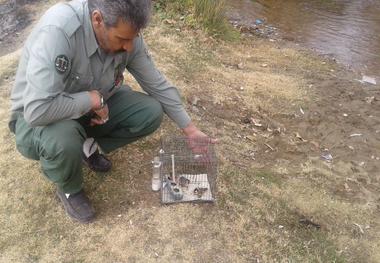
55, 55, 70, 74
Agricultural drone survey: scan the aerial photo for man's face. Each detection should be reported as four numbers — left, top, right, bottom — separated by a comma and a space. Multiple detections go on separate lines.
92, 12, 139, 54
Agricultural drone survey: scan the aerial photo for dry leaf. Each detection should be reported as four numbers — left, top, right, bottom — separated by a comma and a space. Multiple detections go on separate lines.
295, 132, 307, 142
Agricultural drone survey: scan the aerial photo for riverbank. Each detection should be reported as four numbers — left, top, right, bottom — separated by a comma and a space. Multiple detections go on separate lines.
0, 1, 379, 262
226, 0, 380, 78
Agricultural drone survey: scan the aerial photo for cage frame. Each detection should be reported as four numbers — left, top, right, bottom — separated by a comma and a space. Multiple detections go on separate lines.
158, 136, 218, 204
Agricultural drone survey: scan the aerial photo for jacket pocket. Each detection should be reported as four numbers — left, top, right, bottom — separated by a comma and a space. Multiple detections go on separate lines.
66, 72, 94, 92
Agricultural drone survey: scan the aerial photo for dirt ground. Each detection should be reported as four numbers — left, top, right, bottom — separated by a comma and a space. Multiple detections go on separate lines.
0, 1, 379, 263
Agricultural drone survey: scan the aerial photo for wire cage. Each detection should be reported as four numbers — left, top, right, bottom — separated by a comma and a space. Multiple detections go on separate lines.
158, 137, 217, 204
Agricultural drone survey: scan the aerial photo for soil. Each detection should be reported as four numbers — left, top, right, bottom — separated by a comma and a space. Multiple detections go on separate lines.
0, 1, 379, 262
0, 0, 46, 56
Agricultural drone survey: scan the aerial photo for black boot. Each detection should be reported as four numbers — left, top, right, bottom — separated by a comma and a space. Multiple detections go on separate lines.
56, 189, 95, 223
82, 150, 112, 172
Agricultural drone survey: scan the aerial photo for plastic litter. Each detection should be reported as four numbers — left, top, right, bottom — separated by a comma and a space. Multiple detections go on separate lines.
255, 19, 264, 25
356, 75, 377, 85
321, 151, 333, 162
362, 75, 377, 85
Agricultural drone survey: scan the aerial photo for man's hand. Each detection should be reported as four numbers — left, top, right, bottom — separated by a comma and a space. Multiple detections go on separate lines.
89, 90, 103, 110
90, 104, 109, 126
182, 122, 217, 154
88, 90, 109, 126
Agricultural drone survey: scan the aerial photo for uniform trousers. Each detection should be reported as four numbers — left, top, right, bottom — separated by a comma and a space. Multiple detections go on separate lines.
13, 88, 163, 194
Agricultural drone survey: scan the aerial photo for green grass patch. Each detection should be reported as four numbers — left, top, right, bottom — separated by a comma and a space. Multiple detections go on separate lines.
255, 170, 282, 186
154, 0, 239, 40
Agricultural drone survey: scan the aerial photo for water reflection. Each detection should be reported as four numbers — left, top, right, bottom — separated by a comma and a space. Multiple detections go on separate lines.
227, 0, 380, 76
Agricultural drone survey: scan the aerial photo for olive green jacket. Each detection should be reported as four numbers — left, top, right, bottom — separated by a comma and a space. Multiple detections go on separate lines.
10, 0, 191, 128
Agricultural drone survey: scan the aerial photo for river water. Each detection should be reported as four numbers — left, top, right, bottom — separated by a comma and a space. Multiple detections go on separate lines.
0, 0, 379, 77
227, 0, 380, 77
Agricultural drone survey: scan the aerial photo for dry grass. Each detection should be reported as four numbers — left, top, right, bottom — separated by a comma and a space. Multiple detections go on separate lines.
0, 2, 380, 263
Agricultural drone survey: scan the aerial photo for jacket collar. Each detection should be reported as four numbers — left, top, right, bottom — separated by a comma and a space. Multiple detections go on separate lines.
83, 1, 98, 58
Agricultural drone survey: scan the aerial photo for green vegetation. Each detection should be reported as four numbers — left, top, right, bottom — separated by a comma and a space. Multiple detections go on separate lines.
154, 0, 238, 40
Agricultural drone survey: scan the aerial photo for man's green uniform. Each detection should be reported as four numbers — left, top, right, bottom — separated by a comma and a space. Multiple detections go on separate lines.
9, 0, 191, 194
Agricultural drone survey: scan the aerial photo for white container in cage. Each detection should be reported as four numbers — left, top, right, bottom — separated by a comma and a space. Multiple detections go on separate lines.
157, 137, 217, 204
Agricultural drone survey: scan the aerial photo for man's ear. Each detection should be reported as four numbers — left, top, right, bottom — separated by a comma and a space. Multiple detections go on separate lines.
91, 10, 104, 27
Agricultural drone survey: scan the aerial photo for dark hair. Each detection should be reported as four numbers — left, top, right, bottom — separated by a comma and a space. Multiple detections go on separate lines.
88, 0, 151, 30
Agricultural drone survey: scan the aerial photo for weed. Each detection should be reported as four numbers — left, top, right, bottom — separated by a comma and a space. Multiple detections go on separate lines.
154, 0, 239, 40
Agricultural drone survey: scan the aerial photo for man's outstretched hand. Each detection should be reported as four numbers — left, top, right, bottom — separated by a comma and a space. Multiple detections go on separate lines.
182, 122, 217, 154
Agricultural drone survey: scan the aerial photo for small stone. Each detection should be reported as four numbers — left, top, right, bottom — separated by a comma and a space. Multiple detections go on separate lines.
343, 113, 348, 117
237, 62, 244, 69
190, 96, 200, 106
365, 96, 375, 104
192, 106, 200, 113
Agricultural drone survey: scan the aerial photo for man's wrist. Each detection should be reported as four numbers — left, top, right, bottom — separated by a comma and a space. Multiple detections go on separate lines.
97, 91, 105, 110
182, 122, 197, 137
89, 90, 105, 110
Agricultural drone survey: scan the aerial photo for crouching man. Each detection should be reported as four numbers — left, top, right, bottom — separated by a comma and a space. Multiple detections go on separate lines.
9, 0, 215, 223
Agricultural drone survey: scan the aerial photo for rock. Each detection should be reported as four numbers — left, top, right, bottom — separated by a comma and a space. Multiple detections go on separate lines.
192, 106, 199, 113
250, 117, 262, 127
237, 62, 244, 69
241, 117, 251, 124
364, 96, 375, 104
189, 96, 200, 106
164, 19, 176, 25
